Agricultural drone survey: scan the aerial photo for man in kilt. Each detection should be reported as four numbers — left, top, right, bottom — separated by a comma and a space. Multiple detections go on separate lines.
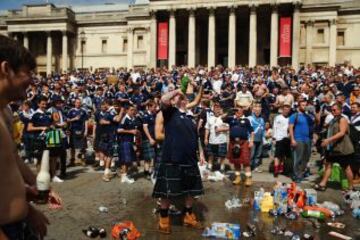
224, 106, 254, 186
117, 104, 138, 184
67, 98, 88, 166
153, 84, 204, 234
93, 102, 107, 168
98, 100, 117, 182
141, 100, 157, 179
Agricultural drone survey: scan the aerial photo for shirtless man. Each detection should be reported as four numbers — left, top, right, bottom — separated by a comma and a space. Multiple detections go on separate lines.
0, 35, 58, 240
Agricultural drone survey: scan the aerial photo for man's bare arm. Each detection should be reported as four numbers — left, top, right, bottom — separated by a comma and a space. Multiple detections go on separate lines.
161, 89, 182, 107
155, 111, 164, 141
0, 114, 28, 225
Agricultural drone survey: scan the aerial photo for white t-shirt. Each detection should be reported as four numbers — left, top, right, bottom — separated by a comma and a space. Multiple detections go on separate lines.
235, 91, 253, 108
205, 115, 228, 144
272, 114, 289, 141
212, 79, 223, 95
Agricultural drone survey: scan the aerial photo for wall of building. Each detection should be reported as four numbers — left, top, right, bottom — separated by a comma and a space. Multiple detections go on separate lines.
337, 14, 360, 66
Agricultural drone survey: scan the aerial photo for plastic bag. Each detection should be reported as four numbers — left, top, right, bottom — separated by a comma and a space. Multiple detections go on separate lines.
111, 221, 141, 240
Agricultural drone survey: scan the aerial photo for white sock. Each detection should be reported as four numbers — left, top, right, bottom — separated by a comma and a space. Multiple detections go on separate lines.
235, 171, 240, 176
220, 164, 225, 170
245, 172, 252, 178
104, 168, 110, 175
100, 160, 104, 166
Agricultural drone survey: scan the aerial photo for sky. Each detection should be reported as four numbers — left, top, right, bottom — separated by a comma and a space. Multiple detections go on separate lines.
0, 0, 132, 10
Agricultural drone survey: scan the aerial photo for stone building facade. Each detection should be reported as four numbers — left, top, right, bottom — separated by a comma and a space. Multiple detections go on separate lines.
0, 0, 360, 74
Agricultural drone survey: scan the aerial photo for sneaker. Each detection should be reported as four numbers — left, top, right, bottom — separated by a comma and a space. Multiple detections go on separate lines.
102, 174, 111, 182
52, 176, 64, 183
254, 167, 263, 173
121, 175, 135, 184
24, 159, 29, 164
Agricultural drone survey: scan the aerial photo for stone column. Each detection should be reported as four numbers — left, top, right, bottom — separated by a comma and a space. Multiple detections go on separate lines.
292, 3, 301, 70
23, 32, 29, 49
329, 19, 337, 66
188, 8, 196, 68
168, 9, 176, 69
207, 7, 216, 69
248, 5, 257, 67
150, 11, 157, 69
270, 5, 278, 67
127, 27, 134, 70
305, 20, 314, 65
62, 31, 68, 73
228, 6, 236, 69
46, 32, 52, 75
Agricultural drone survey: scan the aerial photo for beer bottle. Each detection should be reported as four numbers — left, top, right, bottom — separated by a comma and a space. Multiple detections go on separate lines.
36, 150, 51, 204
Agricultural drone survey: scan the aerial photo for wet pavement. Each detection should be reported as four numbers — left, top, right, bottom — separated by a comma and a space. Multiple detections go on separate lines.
38, 164, 360, 240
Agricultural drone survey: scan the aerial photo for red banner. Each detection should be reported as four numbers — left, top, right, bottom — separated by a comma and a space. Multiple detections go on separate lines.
279, 17, 292, 57
157, 22, 168, 60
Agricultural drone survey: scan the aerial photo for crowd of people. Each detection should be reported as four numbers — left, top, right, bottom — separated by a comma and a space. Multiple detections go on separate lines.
10, 58, 360, 188
1, 33, 360, 238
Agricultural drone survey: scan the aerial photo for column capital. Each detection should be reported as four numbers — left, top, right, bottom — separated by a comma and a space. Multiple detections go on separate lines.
249, 4, 257, 13
169, 8, 176, 16
187, 7, 196, 16
293, 0, 302, 10
207, 6, 216, 15
228, 5, 237, 13
329, 18, 337, 26
306, 20, 314, 27
61, 30, 67, 36
149, 10, 157, 18
270, 3, 278, 12
127, 27, 133, 33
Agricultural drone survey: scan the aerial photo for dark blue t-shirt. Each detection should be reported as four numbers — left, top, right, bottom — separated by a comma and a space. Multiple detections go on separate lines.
142, 111, 156, 139
30, 110, 52, 136
118, 115, 137, 142
224, 116, 253, 140
67, 108, 88, 132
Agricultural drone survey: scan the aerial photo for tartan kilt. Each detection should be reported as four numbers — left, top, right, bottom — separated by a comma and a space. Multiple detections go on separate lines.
152, 163, 204, 199
227, 139, 251, 167
98, 133, 114, 156
141, 139, 155, 161
70, 133, 86, 149
206, 143, 228, 158
29, 133, 46, 158
94, 129, 101, 151
119, 141, 136, 165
